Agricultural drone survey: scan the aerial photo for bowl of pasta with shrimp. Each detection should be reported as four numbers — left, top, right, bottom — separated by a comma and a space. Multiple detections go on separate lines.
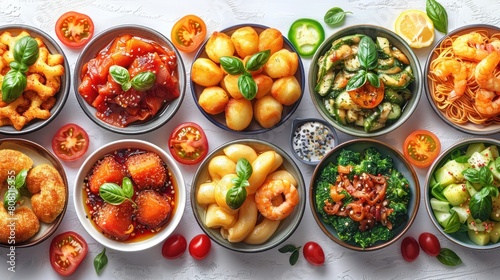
191, 138, 306, 253
308, 24, 422, 137
424, 24, 500, 135
310, 139, 420, 251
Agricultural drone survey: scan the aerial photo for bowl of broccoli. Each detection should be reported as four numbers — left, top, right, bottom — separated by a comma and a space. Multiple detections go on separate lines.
309, 138, 420, 251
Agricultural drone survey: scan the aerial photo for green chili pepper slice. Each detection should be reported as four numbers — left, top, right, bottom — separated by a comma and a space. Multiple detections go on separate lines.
287, 18, 325, 57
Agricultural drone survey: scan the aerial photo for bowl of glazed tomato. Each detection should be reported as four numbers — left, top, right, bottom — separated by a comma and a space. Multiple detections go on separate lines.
74, 25, 186, 135
190, 23, 305, 134
309, 25, 422, 137
73, 139, 186, 252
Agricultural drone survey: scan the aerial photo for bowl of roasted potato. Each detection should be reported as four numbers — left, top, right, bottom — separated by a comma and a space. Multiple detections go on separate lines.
73, 139, 186, 252
425, 138, 500, 249
0, 138, 68, 248
73, 25, 185, 135
0, 24, 70, 135
191, 23, 305, 134
191, 138, 306, 253
309, 24, 422, 137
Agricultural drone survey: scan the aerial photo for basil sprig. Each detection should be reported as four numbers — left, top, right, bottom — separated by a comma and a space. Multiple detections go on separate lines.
278, 244, 301, 266
94, 248, 108, 275
225, 158, 253, 210
324, 7, 352, 27
464, 166, 498, 221
99, 177, 136, 206
346, 36, 380, 91
436, 248, 462, 266
1, 36, 39, 103
219, 50, 271, 100
3, 169, 29, 209
426, 0, 448, 34
109, 65, 156, 92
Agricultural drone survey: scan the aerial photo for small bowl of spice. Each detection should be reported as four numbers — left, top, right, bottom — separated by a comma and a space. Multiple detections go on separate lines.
290, 118, 338, 165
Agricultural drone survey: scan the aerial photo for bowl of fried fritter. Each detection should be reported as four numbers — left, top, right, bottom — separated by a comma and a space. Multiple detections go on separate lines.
0, 138, 68, 248
0, 24, 70, 135
74, 25, 185, 135
73, 139, 186, 252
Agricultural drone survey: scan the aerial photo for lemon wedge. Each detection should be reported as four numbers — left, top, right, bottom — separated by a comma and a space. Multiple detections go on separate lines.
395, 10, 435, 48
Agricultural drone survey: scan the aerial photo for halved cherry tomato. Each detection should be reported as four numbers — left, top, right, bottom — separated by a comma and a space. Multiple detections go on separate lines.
303, 241, 325, 266
189, 234, 211, 260
55, 11, 94, 48
52, 123, 90, 161
162, 234, 187, 259
171, 15, 207, 53
168, 122, 208, 165
401, 236, 420, 262
418, 232, 441, 257
403, 130, 441, 168
347, 80, 385, 109
49, 231, 88, 276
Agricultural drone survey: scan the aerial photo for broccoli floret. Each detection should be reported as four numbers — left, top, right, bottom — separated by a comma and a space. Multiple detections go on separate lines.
332, 216, 359, 241
386, 169, 410, 202
354, 225, 393, 248
337, 149, 361, 167
388, 201, 408, 228
351, 147, 393, 175
317, 162, 338, 183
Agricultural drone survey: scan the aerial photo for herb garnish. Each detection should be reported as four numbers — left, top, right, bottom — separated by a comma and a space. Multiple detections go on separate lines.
99, 177, 136, 206
278, 244, 301, 266
109, 65, 156, 92
437, 248, 462, 266
463, 166, 499, 221
324, 7, 352, 27
3, 169, 29, 208
345, 36, 380, 91
426, 0, 448, 34
94, 248, 108, 275
225, 158, 252, 210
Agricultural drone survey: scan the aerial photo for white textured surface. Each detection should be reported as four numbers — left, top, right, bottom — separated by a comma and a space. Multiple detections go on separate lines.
1, 0, 500, 279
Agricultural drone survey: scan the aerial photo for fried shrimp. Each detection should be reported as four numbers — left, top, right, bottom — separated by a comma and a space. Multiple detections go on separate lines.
452, 32, 489, 61
433, 59, 468, 100
474, 51, 500, 92
0, 149, 33, 187
254, 179, 299, 221
0, 205, 40, 243
26, 164, 66, 223
475, 88, 500, 116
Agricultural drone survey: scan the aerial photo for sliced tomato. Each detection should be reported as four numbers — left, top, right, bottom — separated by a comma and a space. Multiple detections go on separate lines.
169, 122, 209, 165
403, 130, 441, 168
49, 231, 88, 276
171, 15, 207, 53
347, 80, 385, 109
55, 11, 94, 48
52, 123, 90, 161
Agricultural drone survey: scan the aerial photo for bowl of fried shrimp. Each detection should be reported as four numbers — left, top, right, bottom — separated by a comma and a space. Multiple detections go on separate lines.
191, 138, 306, 253
0, 138, 68, 248
424, 24, 500, 135
0, 25, 70, 135
73, 139, 186, 252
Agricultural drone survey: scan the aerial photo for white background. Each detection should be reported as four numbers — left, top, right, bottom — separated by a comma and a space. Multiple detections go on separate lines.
1, 0, 500, 279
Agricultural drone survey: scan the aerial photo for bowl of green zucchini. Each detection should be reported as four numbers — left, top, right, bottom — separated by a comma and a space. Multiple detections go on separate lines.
425, 138, 500, 249
308, 25, 422, 137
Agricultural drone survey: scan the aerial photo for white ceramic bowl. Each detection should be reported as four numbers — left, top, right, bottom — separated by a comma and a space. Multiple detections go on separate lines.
73, 139, 186, 252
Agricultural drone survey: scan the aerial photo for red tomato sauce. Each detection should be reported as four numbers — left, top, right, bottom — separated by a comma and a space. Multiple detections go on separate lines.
83, 148, 178, 242
78, 34, 180, 127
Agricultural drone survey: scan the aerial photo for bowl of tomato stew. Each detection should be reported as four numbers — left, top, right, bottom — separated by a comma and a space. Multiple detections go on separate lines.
73, 139, 186, 252
310, 139, 420, 251
74, 25, 185, 134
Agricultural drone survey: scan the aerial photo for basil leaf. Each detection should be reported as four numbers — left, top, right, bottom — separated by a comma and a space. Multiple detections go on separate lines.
9, 61, 29, 73
219, 56, 245, 75
4, 188, 20, 209
469, 188, 492, 221
357, 36, 378, 70
109, 65, 131, 86
278, 244, 298, 253
345, 70, 366, 91
1, 69, 27, 103
238, 74, 258, 100
131, 71, 156, 91
454, 155, 470, 163
226, 186, 247, 210
478, 166, 493, 186
245, 50, 270, 72
462, 168, 479, 183
121, 177, 134, 199
324, 7, 352, 26
290, 249, 300, 266
436, 248, 462, 266
15, 169, 28, 189
94, 248, 108, 275
235, 158, 253, 181
14, 36, 39, 66
366, 72, 380, 88
442, 210, 460, 233
426, 0, 448, 34
99, 183, 127, 205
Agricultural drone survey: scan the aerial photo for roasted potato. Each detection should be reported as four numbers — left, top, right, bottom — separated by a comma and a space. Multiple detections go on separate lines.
258, 28, 283, 55
231, 26, 259, 58
220, 74, 243, 99
225, 98, 253, 131
191, 58, 224, 87
205, 32, 235, 63
271, 76, 302, 106
253, 74, 274, 99
254, 95, 283, 128
263, 49, 299, 79
198, 86, 229, 115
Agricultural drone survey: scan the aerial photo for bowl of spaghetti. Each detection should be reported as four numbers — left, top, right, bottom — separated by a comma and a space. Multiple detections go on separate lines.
425, 24, 500, 135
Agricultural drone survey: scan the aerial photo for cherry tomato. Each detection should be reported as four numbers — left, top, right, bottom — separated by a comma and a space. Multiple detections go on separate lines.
403, 130, 441, 168
401, 236, 420, 262
171, 15, 207, 53
347, 80, 385, 109
303, 241, 325, 266
52, 123, 90, 161
55, 11, 94, 48
189, 234, 211, 260
162, 234, 187, 259
168, 122, 209, 165
418, 232, 441, 257
49, 231, 88, 276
